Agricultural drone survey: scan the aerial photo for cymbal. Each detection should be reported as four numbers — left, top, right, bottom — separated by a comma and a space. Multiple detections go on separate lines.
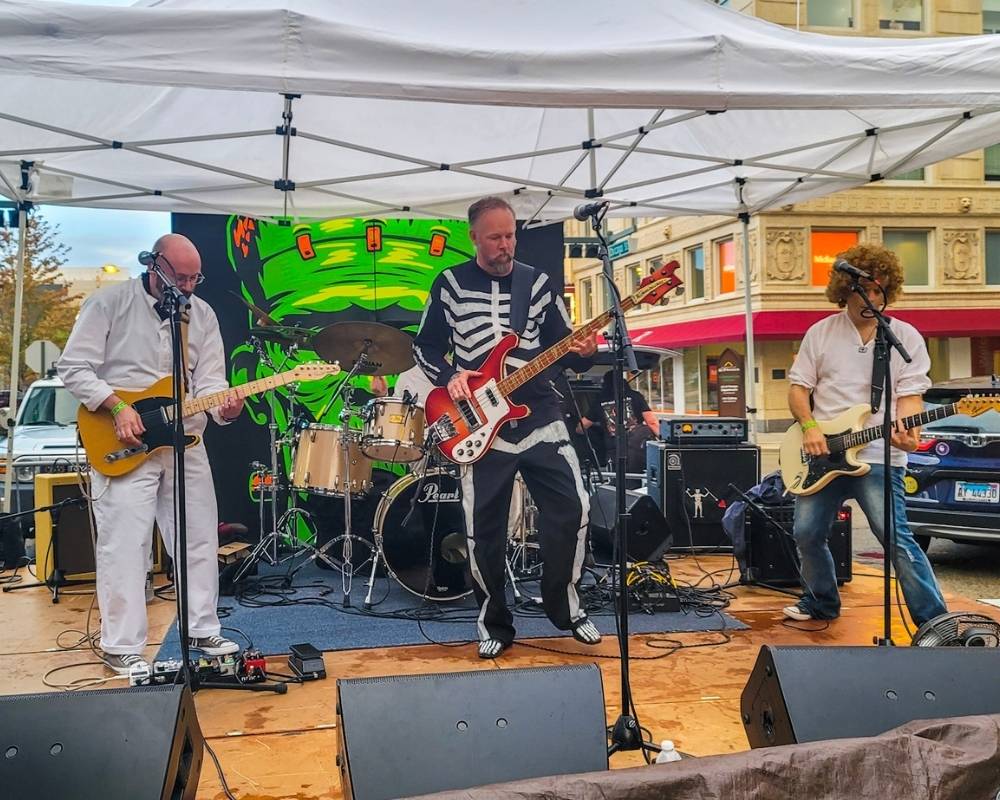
229, 290, 280, 327
311, 321, 414, 376
248, 325, 314, 347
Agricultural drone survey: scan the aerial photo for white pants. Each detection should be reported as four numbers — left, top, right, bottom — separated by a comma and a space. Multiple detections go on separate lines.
92, 445, 221, 654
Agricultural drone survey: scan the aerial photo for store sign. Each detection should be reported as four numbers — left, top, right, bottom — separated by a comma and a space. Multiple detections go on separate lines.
716, 347, 745, 419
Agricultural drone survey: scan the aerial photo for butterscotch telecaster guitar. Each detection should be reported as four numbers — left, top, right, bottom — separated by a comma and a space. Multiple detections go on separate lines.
78, 362, 341, 477
779, 395, 1000, 496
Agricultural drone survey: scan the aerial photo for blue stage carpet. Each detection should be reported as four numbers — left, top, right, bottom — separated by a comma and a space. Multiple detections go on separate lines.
156, 561, 746, 660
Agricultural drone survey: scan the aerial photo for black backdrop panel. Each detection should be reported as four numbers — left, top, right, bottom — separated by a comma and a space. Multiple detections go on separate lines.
171, 212, 564, 530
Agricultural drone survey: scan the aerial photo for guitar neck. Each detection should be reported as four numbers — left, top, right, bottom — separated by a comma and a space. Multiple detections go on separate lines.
828, 402, 958, 453
180, 371, 301, 418
496, 297, 637, 395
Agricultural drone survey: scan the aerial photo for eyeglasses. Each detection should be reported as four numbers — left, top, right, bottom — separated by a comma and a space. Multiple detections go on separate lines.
172, 272, 205, 287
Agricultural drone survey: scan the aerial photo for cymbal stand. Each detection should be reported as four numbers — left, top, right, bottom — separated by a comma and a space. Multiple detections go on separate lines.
233, 337, 312, 582
506, 474, 541, 602
284, 354, 369, 594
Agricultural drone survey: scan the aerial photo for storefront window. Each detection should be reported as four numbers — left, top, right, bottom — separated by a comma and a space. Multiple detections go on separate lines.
986, 0, 1000, 33
883, 229, 929, 286
687, 246, 705, 299
879, 0, 923, 31
625, 262, 642, 295
985, 144, 1000, 180
717, 238, 736, 294
683, 348, 702, 413
579, 278, 593, 320
808, 0, 855, 27
811, 229, 860, 286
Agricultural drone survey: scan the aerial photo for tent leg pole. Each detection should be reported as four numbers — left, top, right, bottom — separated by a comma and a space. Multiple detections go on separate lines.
740, 213, 757, 443
3, 202, 28, 514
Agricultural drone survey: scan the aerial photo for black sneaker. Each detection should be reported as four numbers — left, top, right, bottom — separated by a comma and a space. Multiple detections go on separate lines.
103, 653, 150, 676
189, 635, 239, 656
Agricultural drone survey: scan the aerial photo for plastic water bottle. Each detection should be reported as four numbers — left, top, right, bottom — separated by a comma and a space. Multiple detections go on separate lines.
655, 740, 682, 764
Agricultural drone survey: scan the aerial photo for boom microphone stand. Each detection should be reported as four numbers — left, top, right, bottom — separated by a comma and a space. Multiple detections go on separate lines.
849, 277, 911, 647
583, 203, 659, 759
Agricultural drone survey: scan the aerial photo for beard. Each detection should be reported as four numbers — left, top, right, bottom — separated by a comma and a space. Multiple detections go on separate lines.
481, 252, 513, 276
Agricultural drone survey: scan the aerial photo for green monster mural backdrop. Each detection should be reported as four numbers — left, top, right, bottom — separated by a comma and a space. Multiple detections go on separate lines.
174, 211, 562, 540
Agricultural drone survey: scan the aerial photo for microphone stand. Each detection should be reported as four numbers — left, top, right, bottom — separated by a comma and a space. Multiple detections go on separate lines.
849, 278, 911, 647
586, 207, 659, 759
152, 266, 283, 694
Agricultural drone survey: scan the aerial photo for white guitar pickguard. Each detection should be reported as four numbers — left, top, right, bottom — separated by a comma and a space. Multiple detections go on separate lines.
449, 378, 511, 464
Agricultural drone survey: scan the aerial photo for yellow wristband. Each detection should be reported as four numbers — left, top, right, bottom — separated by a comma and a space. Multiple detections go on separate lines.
110, 400, 128, 417
800, 419, 818, 433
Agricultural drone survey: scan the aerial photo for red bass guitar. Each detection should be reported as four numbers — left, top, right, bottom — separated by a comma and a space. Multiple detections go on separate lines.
424, 261, 682, 464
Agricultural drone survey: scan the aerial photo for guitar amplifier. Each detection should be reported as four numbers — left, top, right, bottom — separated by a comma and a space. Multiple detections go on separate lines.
646, 441, 760, 550
33, 473, 164, 582
744, 502, 852, 587
658, 416, 748, 445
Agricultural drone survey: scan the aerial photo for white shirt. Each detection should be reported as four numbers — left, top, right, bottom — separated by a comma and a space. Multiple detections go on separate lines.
58, 277, 233, 435
788, 310, 931, 467
391, 365, 436, 408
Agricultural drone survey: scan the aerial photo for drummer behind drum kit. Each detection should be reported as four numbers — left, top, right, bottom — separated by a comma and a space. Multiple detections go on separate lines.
230, 305, 539, 607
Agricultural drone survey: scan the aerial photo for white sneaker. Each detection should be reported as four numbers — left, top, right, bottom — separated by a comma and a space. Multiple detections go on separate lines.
189, 635, 240, 656
103, 652, 150, 676
782, 603, 813, 622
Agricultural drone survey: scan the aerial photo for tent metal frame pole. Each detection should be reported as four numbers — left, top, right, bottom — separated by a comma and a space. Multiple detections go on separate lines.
749, 137, 867, 213
739, 210, 757, 443
597, 110, 663, 192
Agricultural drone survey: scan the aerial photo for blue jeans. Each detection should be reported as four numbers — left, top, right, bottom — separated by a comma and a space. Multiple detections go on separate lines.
792, 464, 947, 625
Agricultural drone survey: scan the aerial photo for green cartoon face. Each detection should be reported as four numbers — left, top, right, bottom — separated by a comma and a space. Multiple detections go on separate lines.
227, 216, 473, 487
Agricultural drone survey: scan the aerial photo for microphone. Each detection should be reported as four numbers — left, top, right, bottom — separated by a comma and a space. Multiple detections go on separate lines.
833, 258, 873, 281
138, 250, 159, 266
573, 200, 609, 221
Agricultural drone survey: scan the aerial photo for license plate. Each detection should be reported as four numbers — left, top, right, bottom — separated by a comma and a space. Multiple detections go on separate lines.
955, 481, 1000, 503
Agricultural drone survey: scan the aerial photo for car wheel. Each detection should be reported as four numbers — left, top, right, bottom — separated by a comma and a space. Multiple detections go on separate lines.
914, 534, 932, 553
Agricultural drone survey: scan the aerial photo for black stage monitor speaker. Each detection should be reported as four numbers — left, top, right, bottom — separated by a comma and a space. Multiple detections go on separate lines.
646, 441, 760, 550
0, 684, 203, 799
741, 645, 1000, 748
589, 483, 672, 561
336, 665, 608, 800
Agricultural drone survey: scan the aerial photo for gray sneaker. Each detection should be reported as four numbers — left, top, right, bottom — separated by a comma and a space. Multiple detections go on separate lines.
103, 653, 150, 676
189, 635, 239, 657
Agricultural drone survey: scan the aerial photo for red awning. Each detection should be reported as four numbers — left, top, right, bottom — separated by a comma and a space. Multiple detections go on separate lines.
625, 308, 1000, 350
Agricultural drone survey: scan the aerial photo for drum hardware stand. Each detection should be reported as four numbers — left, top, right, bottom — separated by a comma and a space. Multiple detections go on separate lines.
284, 355, 369, 594
233, 338, 313, 583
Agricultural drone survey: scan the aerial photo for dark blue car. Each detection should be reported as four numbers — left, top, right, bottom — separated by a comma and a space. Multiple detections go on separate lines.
904, 376, 1000, 551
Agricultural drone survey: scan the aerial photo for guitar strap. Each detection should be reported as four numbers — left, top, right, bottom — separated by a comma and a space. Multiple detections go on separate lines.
179, 311, 191, 397
869, 321, 887, 414
509, 259, 537, 337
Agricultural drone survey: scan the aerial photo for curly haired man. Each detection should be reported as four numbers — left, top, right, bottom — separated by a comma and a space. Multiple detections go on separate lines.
784, 243, 947, 625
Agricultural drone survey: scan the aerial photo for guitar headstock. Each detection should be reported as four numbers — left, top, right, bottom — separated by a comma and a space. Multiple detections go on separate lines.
956, 394, 1000, 417
290, 361, 342, 381
633, 260, 682, 307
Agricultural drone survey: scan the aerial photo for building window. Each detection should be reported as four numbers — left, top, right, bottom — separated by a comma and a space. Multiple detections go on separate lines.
811, 229, 860, 286
985, 0, 1000, 33
579, 278, 593, 320
625, 261, 642, 295
883, 229, 930, 286
888, 167, 925, 181
879, 0, 923, 31
985, 231, 1000, 285
808, 0, 855, 27
687, 245, 705, 299
985, 145, 1000, 181
716, 238, 736, 294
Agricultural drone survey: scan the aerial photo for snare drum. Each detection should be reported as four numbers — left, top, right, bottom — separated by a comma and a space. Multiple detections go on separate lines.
291, 424, 373, 497
361, 398, 425, 463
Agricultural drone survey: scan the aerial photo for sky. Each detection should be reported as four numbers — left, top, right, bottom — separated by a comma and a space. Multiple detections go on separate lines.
29, 0, 169, 275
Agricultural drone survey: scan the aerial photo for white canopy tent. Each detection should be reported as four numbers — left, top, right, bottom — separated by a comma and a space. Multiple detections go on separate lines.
2, 0, 1000, 495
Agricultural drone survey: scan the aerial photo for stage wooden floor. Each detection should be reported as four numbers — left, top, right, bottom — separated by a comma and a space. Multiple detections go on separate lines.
1, 555, 994, 800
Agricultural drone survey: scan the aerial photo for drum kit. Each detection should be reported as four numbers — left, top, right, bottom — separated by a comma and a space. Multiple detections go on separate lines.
231, 305, 539, 607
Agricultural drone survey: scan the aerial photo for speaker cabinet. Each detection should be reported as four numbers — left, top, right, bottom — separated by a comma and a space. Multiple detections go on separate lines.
745, 502, 852, 587
589, 484, 672, 561
741, 645, 1000, 748
336, 665, 608, 800
646, 442, 760, 550
0, 684, 203, 799
33, 473, 164, 582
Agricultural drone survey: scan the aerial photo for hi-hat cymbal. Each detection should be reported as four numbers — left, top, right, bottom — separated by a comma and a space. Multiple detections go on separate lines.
312, 321, 414, 376
248, 325, 314, 348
